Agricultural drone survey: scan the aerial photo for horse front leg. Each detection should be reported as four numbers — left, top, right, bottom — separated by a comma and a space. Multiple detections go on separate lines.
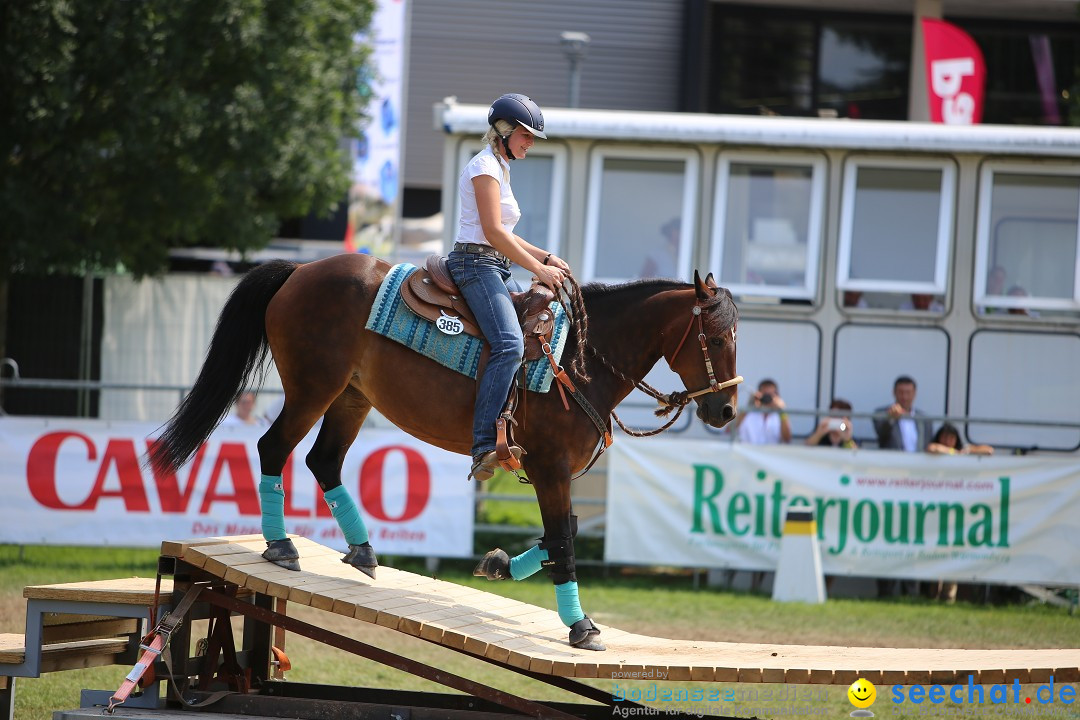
532, 476, 605, 651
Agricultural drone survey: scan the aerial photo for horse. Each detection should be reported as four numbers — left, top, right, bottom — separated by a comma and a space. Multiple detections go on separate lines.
150, 253, 741, 651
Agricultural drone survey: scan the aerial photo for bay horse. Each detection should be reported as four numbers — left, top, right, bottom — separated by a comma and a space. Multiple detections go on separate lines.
150, 253, 740, 650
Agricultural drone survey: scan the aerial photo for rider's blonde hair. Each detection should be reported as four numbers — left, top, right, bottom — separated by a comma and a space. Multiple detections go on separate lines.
482, 119, 516, 182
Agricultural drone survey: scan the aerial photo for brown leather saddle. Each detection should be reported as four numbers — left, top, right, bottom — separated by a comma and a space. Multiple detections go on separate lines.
399, 255, 557, 362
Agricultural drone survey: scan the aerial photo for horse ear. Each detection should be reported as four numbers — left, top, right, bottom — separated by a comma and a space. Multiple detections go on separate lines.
694, 270, 713, 300
704, 273, 719, 290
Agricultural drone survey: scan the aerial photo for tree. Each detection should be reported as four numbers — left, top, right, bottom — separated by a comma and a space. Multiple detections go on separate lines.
1, 0, 373, 366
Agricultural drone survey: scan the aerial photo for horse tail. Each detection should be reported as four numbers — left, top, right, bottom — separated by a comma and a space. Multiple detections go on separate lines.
149, 260, 299, 474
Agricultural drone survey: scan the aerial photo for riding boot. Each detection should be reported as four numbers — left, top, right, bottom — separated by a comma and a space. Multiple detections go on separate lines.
469, 445, 523, 482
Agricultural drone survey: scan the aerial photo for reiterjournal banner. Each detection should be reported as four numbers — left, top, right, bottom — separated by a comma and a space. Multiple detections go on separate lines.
606, 440, 1080, 586
0, 418, 473, 556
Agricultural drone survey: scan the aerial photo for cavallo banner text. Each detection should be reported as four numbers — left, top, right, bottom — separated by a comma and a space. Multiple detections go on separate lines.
606, 440, 1079, 585
1, 418, 474, 556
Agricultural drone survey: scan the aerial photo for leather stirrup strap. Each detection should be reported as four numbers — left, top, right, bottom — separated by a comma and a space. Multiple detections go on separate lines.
494, 414, 522, 472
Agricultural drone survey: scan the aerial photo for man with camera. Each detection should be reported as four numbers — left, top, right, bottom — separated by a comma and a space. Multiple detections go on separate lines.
736, 378, 792, 445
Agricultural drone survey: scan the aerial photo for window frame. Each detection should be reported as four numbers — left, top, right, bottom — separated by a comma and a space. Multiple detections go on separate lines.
972, 161, 1080, 313
582, 145, 699, 284
708, 151, 827, 301
836, 155, 956, 295
453, 140, 567, 256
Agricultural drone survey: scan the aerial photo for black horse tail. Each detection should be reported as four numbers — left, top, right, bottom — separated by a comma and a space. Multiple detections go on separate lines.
149, 260, 299, 475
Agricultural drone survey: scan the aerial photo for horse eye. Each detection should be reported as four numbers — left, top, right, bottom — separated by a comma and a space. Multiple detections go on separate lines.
710, 337, 724, 347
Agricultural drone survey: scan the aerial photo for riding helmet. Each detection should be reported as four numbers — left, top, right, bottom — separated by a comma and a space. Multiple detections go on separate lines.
488, 93, 547, 139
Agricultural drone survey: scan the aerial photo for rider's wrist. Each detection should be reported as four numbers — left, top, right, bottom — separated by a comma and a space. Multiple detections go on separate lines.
543, 253, 552, 265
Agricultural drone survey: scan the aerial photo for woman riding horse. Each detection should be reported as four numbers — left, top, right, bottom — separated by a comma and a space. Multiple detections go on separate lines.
451, 93, 571, 483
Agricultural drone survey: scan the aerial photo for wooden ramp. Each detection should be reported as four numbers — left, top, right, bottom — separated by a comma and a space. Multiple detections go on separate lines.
161, 535, 1080, 686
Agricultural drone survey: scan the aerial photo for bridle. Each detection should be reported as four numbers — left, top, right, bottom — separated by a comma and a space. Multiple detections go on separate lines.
558, 287, 744, 479
663, 301, 744, 403
608, 295, 743, 437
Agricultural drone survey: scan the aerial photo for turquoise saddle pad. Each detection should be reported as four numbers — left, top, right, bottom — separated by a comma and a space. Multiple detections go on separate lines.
364, 263, 569, 393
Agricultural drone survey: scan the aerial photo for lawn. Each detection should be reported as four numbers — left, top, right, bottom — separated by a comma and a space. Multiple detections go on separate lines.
1, 544, 1076, 720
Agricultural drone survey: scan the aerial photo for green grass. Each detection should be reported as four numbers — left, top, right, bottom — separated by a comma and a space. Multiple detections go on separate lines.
475, 469, 542, 527
2, 545, 1077, 720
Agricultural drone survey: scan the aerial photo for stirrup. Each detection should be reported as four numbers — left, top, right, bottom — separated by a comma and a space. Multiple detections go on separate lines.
342, 542, 378, 579
468, 446, 523, 482
262, 538, 301, 571
568, 616, 605, 651
473, 548, 510, 580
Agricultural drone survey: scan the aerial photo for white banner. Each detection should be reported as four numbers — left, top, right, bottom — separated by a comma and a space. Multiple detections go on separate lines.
606, 440, 1080, 586
0, 418, 473, 557
346, 0, 407, 257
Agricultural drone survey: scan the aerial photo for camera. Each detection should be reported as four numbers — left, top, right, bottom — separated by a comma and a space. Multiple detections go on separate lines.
759, 393, 773, 405
827, 418, 847, 432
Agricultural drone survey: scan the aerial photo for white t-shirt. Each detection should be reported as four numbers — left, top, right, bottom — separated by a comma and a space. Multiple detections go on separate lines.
899, 417, 918, 452
738, 412, 783, 445
456, 146, 520, 246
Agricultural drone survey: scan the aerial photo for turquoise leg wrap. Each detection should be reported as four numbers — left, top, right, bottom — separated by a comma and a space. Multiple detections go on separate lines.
554, 580, 586, 627
259, 475, 286, 542
509, 545, 548, 581
324, 485, 369, 545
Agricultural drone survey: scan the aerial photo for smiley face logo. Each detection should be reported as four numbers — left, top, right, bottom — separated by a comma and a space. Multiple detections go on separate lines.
848, 678, 877, 713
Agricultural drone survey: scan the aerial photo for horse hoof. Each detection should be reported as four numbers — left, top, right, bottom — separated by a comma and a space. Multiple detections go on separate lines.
342, 543, 378, 579
568, 616, 605, 651
473, 549, 510, 580
262, 539, 301, 571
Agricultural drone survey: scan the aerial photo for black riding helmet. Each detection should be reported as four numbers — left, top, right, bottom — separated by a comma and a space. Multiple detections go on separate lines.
488, 93, 546, 160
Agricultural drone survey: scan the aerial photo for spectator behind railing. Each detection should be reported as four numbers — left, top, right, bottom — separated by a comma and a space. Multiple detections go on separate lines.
873, 375, 933, 452
735, 378, 791, 445
220, 390, 268, 428
805, 398, 857, 449
926, 422, 993, 456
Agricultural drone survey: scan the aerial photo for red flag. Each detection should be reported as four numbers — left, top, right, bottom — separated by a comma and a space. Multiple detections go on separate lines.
344, 217, 356, 254
922, 18, 986, 124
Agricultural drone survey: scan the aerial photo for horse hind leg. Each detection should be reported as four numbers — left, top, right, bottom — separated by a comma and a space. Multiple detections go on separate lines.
255, 390, 342, 571
304, 385, 378, 578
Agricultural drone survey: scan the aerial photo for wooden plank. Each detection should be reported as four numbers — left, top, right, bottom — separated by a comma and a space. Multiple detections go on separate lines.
24, 577, 170, 605
0, 635, 129, 670
160, 534, 266, 558
0, 634, 27, 664
41, 618, 139, 644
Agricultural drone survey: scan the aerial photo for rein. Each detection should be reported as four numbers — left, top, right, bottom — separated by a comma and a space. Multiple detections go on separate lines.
546, 280, 743, 476
600, 296, 743, 438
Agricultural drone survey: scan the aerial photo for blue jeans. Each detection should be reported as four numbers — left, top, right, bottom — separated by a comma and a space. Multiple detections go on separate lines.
448, 251, 524, 457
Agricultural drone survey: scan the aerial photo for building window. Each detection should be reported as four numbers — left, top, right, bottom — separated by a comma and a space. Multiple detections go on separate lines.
967, 330, 1080, 451
974, 163, 1080, 314
836, 157, 955, 309
698, 4, 1080, 125
817, 19, 911, 120
709, 153, 825, 301
582, 148, 698, 283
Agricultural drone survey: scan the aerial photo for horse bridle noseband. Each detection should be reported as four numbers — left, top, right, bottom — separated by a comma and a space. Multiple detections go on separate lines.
554, 287, 744, 478
661, 300, 744, 406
